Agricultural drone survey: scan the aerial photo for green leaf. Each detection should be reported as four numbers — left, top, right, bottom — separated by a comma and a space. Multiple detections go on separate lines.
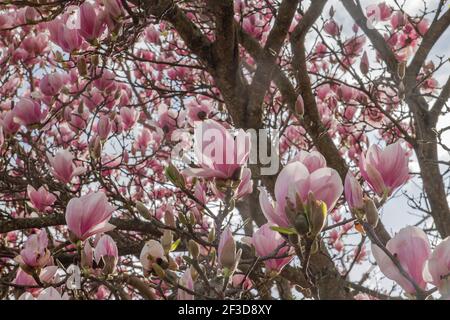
170, 238, 181, 252
270, 226, 297, 235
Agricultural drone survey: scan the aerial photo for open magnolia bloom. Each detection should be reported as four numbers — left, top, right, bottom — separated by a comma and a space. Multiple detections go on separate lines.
371, 226, 431, 295
259, 151, 342, 231
423, 237, 450, 299
15, 229, 51, 270
184, 119, 251, 180
65, 192, 116, 241
47, 149, 87, 184
252, 223, 293, 273
359, 141, 410, 197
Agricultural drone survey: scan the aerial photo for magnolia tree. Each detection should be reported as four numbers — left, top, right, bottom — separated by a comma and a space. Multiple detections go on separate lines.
0, 0, 450, 301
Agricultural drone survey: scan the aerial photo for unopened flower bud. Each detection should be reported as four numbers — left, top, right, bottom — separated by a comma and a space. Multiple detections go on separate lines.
90, 137, 102, 159
136, 202, 151, 220
188, 240, 200, 259
165, 163, 186, 188
295, 95, 304, 117
161, 230, 173, 254
218, 228, 236, 270
208, 227, 216, 243
294, 214, 309, 236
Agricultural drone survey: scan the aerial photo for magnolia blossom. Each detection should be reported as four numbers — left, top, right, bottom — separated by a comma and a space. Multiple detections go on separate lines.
260, 152, 342, 228
97, 115, 112, 140
39, 72, 65, 96
15, 229, 51, 269
27, 185, 57, 212
212, 167, 253, 200
372, 226, 430, 294
13, 98, 47, 126
184, 120, 251, 180
14, 266, 58, 290
252, 224, 292, 272
65, 192, 116, 241
359, 141, 410, 196
292, 150, 326, 173
232, 274, 253, 290
187, 99, 212, 125
423, 237, 450, 298
94, 234, 119, 274
324, 20, 339, 36
139, 239, 167, 271
47, 149, 86, 184
47, 18, 82, 52
79, 2, 106, 41
344, 171, 364, 210
218, 227, 238, 270
119, 107, 137, 130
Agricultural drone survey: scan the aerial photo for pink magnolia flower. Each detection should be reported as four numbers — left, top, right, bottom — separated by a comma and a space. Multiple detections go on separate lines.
337, 85, 354, 102
177, 269, 194, 300
187, 100, 212, 125
324, 20, 340, 36
145, 25, 160, 45
218, 227, 237, 270
139, 239, 166, 271
184, 120, 251, 180
234, 167, 253, 199
232, 273, 253, 290
97, 115, 112, 140
65, 192, 116, 241
157, 104, 185, 135
359, 141, 410, 196
119, 107, 137, 130
194, 181, 207, 207
47, 19, 82, 52
344, 171, 364, 210
367, 2, 392, 23
14, 266, 58, 290
391, 11, 406, 29
0, 110, 20, 134
93, 69, 117, 93
103, 0, 124, 30
134, 128, 152, 153
27, 185, 57, 212
39, 72, 65, 96
15, 229, 51, 269
372, 226, 430, 294
211, 167, 253, 200
13, 98, 47, 126
47, 150, 86, 184
423, 237, 450, 297
292, 150, 327, 173
252, 224, 293, 272
94, 234, 118, 273
259, 159, 343, 228
79, 2, 106, 41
